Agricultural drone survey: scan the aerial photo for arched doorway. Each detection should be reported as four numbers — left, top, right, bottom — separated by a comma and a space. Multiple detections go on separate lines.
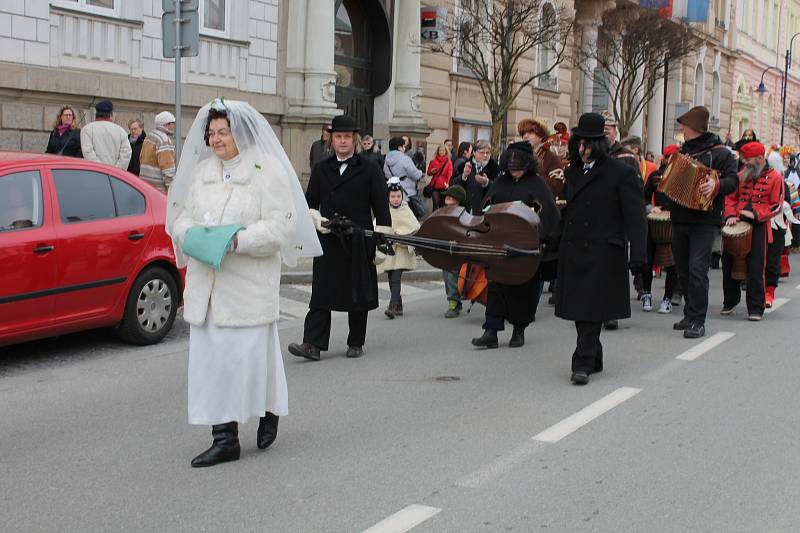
334, 0, 392, 135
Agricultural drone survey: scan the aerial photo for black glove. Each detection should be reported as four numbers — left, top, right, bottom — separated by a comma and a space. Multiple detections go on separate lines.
629, 262, 646, 276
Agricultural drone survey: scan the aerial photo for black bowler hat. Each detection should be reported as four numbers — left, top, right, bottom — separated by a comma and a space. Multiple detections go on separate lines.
95, 100, 114, 114
327, 115, 360, 133
571, 113, 606, 140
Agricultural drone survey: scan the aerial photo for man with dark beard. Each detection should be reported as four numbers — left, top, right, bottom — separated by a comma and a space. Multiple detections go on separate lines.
721, 142, 784, 321
470, 141, 560, 349
555, 113, 647, 385
670, 106, 739, 339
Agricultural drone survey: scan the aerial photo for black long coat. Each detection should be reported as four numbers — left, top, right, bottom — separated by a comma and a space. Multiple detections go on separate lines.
483, 171, 560, 326
45, 128, 82, 158
127, 132, 146, 176
306, 154, 391, 312
555, 157, 647, 322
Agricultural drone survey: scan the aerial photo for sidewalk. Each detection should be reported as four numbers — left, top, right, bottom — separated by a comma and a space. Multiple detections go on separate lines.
280, 256, 443, 284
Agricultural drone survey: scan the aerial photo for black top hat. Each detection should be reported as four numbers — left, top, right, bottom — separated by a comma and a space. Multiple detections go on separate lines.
571, 113, 606, 140
327, 115, 360, 133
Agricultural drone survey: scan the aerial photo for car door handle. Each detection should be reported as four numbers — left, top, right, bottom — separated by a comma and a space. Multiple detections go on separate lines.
33, 244, 55, 254
128, 232, 145, 241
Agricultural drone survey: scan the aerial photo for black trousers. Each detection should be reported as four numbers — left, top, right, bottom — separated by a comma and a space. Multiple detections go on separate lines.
765, 226, 786, 288
303, 308, 368, 350
642, 236, 677, 299
672, 223, 716, 324
571, 321, 603, 373
722, 223, 767, 315
387, 269, 403, 306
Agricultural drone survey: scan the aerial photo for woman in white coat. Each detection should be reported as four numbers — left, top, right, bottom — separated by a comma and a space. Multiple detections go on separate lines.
167, 99, 321, 467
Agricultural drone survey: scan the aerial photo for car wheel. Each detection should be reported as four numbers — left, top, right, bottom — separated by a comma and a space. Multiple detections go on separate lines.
117, 266, 179, 345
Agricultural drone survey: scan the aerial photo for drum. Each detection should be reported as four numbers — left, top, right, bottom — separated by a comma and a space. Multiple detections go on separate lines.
647, 210, 673, 267
722, 221, 753, 280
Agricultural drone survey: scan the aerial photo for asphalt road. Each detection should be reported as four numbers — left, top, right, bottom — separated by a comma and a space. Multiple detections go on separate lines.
2, 268, 799, 532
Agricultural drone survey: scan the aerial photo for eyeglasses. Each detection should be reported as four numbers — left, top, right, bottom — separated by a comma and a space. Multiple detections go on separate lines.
207, 129, 231, 138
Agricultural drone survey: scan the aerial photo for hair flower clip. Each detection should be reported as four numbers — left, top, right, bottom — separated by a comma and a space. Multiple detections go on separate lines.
210, 97, 227, 111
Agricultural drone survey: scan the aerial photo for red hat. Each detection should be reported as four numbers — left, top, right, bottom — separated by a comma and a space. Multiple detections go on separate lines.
739, 141, 765, 159
662, 144, 680, 158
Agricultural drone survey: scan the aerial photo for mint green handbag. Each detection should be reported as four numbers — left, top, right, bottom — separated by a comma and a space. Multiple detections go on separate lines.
181, 224, 245, 270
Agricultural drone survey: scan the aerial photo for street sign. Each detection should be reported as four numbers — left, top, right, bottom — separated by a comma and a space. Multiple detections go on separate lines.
162, 10, 199, 58
162, 0, 198, 12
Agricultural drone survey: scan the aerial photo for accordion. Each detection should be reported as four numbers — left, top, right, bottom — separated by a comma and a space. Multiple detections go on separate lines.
657, 152, 719, 212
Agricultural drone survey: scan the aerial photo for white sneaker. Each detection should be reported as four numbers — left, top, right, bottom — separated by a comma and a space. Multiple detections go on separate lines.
658, 298, 672, 314
642, 293, 653, 312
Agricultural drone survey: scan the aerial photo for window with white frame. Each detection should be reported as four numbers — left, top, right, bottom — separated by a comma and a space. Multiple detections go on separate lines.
200, 0, 228, 37
52, 0, 117, 16
694, 63, 705, 106
456, 0, 480, 75
711, 71, 721, 123
536, 2, 558, 91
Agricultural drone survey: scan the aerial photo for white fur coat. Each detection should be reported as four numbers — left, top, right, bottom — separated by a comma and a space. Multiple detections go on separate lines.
171, 151, 296, 327
377, 204, 420, 273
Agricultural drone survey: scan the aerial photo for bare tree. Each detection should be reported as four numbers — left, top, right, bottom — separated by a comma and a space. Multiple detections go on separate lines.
575, 5, 701, 137
428, 0, 573, 155
786, 105, 800, 147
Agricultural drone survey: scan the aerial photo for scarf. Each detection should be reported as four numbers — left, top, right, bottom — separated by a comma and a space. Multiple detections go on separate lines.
56, 124, 71, 136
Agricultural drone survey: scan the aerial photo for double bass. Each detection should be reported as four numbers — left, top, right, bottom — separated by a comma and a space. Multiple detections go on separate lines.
324, 201, 542, 285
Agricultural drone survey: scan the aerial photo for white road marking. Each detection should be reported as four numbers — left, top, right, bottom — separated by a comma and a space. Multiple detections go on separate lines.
675, 332, 735, 361
455, 440, 547, 489
278, 297, 310, 319
532, 387, 642, 443
378, 282, 428, 296
765, 298, 790, 314
288, 284, 313, 294
796, 283, 800, 290
363, 504, 442, 533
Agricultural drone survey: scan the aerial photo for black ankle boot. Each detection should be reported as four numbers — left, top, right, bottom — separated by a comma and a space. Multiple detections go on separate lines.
509, 327, 525, 348
257, 412, 279, 450
191, 422, 240, 467
471, 329, 499, 349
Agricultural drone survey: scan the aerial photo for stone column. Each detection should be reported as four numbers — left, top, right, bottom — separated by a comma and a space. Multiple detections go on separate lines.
389, 0, 430, 138
580, 22, 599, 114
301, 0, 338, 115
628, 65, 646, 139
647, 75, 665, 154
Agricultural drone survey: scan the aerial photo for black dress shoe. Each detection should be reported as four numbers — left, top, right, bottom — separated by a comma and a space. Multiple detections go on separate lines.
683, 322, 705, 339
191, 422, 240, 467
673, 317, 691, 330
257, 412, 279, 450
471, 329, 499, 349
603, 320, 618, 330
288, 342, 321, 361
345, 345, 364, 358
509, 327, 525, 348
571, 371, 590, 385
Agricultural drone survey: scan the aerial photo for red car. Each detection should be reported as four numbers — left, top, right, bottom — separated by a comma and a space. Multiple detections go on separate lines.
0, 152, 184, 347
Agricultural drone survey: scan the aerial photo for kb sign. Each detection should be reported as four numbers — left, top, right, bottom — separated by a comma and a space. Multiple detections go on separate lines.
421, 7, 447, 43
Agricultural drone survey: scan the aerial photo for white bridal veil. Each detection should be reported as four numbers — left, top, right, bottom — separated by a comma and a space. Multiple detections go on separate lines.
166, 98, 322, 267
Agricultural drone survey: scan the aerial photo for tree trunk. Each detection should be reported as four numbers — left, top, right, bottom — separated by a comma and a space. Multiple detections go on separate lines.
491, 116, 503, 160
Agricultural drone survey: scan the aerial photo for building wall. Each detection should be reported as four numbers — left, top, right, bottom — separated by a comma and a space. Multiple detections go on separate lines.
0, 0, 282, 154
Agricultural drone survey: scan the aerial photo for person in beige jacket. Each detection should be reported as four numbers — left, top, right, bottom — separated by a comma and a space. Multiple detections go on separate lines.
139, 111, 177, 193
80, 100, 132, 169
377, 177, 420, 318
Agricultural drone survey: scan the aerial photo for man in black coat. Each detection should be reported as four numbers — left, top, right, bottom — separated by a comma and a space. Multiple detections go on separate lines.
127, 119, 145, 176
470, 141, 560, 349
670, 106, 739, 339
555, 113, 647, 385
289, 115, 392, 361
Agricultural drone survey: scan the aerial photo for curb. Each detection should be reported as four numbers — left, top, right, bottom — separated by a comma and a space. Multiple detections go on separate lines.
281, 268, 443, 284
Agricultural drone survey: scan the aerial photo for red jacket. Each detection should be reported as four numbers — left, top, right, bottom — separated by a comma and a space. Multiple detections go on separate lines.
724, 167, 784, 241
426, 156, 453, 191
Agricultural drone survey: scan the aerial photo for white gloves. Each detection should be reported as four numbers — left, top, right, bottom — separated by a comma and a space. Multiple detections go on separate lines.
373, 250, 387, 265
309, 208, 331, 234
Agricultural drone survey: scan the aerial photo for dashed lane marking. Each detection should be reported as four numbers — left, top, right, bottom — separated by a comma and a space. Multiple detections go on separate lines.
765, 297, 790, 314
675, 332, 735, 361
532, 386, 642, 443
362, 504, 442, 533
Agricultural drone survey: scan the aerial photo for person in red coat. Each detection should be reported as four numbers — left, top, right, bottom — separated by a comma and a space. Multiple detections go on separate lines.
722, 141, 784, 321
426, 144, 453, 209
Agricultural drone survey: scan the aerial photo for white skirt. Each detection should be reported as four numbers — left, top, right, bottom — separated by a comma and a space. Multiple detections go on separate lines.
188, 307, 288, 425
